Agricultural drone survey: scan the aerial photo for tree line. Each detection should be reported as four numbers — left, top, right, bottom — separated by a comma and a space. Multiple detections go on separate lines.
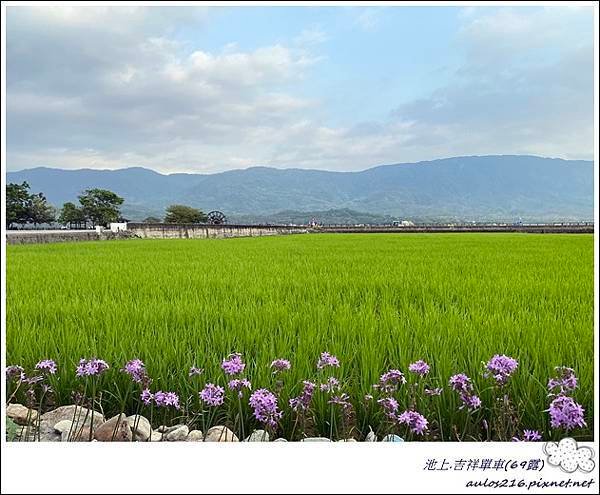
6, 182, 210, 228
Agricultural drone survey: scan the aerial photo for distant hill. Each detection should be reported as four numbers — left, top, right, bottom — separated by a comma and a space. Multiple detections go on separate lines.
230, 208, 398, 225
6, 155, 594, 223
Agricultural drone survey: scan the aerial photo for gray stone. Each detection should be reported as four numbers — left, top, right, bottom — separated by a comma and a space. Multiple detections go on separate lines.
62, 426, 93, 442
150, 431, 163, 442
94, 414, 132, 442
40, 405, 104, 434
273, 438, 288, 442
7, 404, 39, 426
156, 424, 181, 434
204, 426, 239, 442
365, 431, 377, 442
53, 420, 73, 433
337, 438, 357, 442
186, 430, 204, 441
127, 415, 152, 441
165, 425, 189, 441
301, 437, 332, 442
37, 427, 61, 442
245, 430, 270, 442
381, 434, 404, 442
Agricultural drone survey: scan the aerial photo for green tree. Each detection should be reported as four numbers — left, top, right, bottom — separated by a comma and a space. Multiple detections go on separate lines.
78, 188, 124, 227
58, 202, 87, 227
142, 216, 162, 223
164, 205, 207, 224
6, 182, 32, 228
28, 193, 56, 226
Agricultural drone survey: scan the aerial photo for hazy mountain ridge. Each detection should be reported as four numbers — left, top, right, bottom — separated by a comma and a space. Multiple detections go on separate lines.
6, 155, 594, 222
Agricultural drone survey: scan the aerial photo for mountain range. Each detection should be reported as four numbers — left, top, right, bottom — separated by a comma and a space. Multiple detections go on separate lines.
6, 155, 594, 223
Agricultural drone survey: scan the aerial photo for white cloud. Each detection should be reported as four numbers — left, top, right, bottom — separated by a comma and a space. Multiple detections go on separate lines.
5, 6, 595, 174
353, 8, 382, 32
294, 27, 329, 46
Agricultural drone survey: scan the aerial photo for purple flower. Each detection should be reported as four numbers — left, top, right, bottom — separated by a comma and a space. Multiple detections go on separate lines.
270, 359, 291, 373
424, 387, 443, 396
122, 359, 146, 383
153, 391, 167, 406
485, 355, 518, 385
449, 374, 472, 393
512, 429, 542, 442
35, 359, 57, 375
523, 430, 542, 441
249, 388, 282, 428
377, 397, 399, 419
397, 410, 429, 435
152, 390, 179, 409
320, 376, 340, 393
200, 383, 225, 407
289, 381, 316, 412
449, 372, 481, 410
375, 369, 406, 393
328, 393, 352, 410
140, 388, 153, 406
547, 396, 586, 431
164, 392, 180, 409
317, 352, 340, 370
408, 360, 430, 376
6, 365, 25, 381
76, 358, 109, 377
188, 366, 204, 377
547, 366, 578, 396
23, 375, 45, 385
228, 378, 252, 398
221, 353, 245, 376
459, 393, 481, 410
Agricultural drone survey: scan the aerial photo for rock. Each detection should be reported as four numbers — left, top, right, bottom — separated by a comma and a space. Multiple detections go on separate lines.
94, 414, 132, 442
186, 430, 204, 442
62, 426, 93, 442
338, 438, 357, 442
126, 415, 151, 441
53, 420, 73, 433
37, 427, 61, 442
165, 425, 189, 441
301, 437, 332, 442
273, 438, 288, 442
40, 405, 104, 438
150, 431, 163, 442
7, 404, 39, 426
381, 434, 404, 442
204, 426, 239, 442
365, 431, 377, 442
245, 430, 270, 442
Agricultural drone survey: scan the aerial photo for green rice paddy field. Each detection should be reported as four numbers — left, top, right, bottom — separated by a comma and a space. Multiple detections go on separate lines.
6, 233, 594, 440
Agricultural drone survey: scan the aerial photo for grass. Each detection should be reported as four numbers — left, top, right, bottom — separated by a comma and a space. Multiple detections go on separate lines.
6, 233, 594, 441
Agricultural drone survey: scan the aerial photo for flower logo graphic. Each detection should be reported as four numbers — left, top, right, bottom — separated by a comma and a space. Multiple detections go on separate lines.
543, 438, 595, 473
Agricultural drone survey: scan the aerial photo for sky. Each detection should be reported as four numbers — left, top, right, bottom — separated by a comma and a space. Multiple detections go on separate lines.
5, 4, 595, 174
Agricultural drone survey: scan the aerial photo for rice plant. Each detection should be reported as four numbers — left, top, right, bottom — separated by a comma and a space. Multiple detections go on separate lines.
5, 233, 594, 440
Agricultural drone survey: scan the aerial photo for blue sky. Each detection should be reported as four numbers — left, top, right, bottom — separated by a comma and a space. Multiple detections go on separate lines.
6, 5, 595, 173
185, 7, 464, 122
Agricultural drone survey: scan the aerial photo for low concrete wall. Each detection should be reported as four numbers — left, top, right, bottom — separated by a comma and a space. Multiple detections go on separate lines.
5, 230, 137, 245
126, 223, 310, 239
318, 224, 594, 234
